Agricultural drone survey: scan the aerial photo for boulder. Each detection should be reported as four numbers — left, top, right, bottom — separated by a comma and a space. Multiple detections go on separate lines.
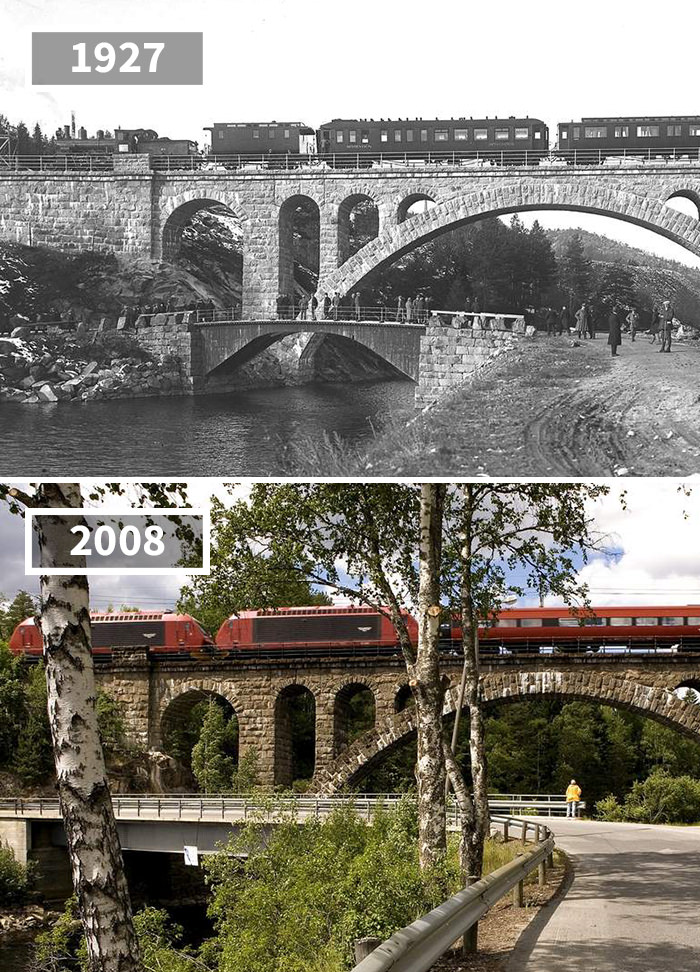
37, 383, 58, 403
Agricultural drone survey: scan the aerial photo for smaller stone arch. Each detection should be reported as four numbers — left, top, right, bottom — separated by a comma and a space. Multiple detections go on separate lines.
160, 688, 239, 773
333, 681, 376, 756
278, 194, 321, 299
162, 197, 244, 263
397, 192, 437, 224
394, 684, 414, 712
275, 682, 316, 786
665, 190, 700, 221
337, 193, 380, 265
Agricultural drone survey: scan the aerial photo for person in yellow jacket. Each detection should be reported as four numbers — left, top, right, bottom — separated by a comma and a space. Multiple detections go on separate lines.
566, 779, 582, 818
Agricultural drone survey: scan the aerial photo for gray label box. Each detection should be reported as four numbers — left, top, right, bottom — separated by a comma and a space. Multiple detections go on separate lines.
32, 32, 203, 85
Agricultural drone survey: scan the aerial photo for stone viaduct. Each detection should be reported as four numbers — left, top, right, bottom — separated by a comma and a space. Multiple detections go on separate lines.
95, 647, 700, 793
2, 155, 700, 324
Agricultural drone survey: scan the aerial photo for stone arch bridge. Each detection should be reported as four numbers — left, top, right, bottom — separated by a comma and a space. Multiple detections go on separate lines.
96, 647, 700, 793
1, 156, 700, 318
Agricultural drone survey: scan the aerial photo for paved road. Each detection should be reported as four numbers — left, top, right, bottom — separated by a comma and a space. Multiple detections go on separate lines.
507, 818, 700, 972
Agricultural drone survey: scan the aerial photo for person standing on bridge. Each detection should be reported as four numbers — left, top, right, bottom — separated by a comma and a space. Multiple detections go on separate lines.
354, 292, 361, 321
566, 779, 582, 817
415, 294, 425, 323
322, 293, 331, 320
298, 293, 309, 321
396, 296, 404, 322
405, 296, 413, 323
310, 293, 318, 321
332, 291, 340, 320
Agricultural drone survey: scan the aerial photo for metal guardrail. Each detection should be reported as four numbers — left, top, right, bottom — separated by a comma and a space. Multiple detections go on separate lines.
351, 814, 555, 972
0, 793, 582, 821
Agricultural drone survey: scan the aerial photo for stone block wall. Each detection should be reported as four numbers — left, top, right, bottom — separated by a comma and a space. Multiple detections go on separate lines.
134, 312, 195, 391
416, 318, 528, 404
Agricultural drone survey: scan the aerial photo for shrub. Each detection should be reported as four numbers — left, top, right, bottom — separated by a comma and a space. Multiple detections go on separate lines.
596, 772, 700, 824
0, 844, 33, 905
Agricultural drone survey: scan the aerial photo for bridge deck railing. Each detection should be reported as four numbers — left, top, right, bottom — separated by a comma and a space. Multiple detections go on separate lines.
351, 814, 555, 972
0, 793, 583, 821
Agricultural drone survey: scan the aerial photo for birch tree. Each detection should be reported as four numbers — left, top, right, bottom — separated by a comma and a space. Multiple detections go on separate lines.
180, 482, 451, 868
0, 480, 193, 972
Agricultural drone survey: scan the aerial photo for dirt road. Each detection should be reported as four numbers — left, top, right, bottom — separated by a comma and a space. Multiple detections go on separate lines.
359, 335, 700, 477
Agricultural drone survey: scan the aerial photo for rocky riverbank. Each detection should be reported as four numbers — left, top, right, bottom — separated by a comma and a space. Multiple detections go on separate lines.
0, 905, 59, 941
0, 329, 190, 404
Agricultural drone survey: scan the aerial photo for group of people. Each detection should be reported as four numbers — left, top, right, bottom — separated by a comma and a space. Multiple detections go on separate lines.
537, 299, 677, 357
275, 291, 433, 323
119, 296, 227, 325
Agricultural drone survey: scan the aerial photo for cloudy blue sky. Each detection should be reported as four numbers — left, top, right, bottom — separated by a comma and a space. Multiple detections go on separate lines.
3, 0, 700, 264
2, 481, 700, 625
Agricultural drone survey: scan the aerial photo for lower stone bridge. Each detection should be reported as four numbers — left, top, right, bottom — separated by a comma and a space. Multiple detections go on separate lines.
95, 648, 700, 793
135, 311, 526, 400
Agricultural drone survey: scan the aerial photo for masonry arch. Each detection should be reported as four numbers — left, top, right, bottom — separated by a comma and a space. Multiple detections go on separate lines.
394, 683, 414, 712
334, 682, 376, 756
318, 183, 700, 298
279, 194, 320, 300
160, 688, 240, 771
275, 683, 316, 787
397, 192, 437, 224
162, 197, 244, 264
316, 670, 700, 793
337, 193, 380, 265
664, 190, 700, 221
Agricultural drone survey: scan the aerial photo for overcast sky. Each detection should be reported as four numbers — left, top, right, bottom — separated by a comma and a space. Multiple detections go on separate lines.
3, 0, 700, 265
2, 481, 700, 621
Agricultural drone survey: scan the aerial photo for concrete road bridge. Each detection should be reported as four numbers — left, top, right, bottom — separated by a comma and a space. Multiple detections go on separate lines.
89, 647, 700, 793
2, 155, 700, 319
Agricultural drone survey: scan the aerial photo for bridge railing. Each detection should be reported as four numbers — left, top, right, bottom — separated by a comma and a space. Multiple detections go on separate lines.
0, 793, 583, 820
1, 155, 115, 172
351, 814, 555, 972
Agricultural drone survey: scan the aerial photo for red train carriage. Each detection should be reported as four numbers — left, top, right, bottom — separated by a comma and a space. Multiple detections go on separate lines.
449, 605, 700, 653
216, 605, 417, 652
8, 611, 213, 658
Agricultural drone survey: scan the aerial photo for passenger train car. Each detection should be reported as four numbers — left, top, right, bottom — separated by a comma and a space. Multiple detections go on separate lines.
450, 605, 700, 653
9, 611, 213, 658
556, 116, 700, 160
215, 605, 418, 653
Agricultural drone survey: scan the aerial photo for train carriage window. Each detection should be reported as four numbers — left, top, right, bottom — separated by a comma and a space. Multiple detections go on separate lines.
494, 619, 518, 627
284, 129, 290, 139
269, 128, 276, 139
455, 129, 469, 140
515, 128, 529, 139
406, 130, 414, 142
394, 130, 402, 142
495, 128, 510, 141
361, 130, 370, 144
218, 130, 224, 140
634, 617, 659, 626
560, 130, 568, 140
584, 126, 608, 138
336, 131, 344, 143
687, 617, 700, 625
689, 126, 700, 136
573, 128, 580, 139
614, 126, 629, 138
474, 129, 488, 141
609, 617, 633, 626
637, 126, 660, 137
252, 128, 260, 139
420, 129, 428, 142
435, 130, 449, 141
380, 130, 388, 143
558, 617, 579, 626
541, 618, 560, 626
661, 616, 684, 625
520, 618, 544, 627
349, 130, 357, 144
534, 131, 542, 139
667, 125, 682, 137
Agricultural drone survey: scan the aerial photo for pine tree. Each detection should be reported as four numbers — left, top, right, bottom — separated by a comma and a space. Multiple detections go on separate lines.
0, 590, 37, 641
191, 700, 235, 793
31, 123, 44, 155
14, 663, 54, 786
559, 232, 592, 308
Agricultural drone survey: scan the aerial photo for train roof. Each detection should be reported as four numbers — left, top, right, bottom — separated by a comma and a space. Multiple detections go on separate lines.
319, 116, 546, 126
494, 605, 700, 616
560, 115, 700, 124
15, 611, 197, 626
228, 605, 387, 619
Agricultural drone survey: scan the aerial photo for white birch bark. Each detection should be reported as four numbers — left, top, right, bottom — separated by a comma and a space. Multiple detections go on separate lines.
34, 482, 142, 972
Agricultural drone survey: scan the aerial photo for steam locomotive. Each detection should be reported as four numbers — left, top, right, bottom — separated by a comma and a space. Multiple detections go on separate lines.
8, 611, 213, 658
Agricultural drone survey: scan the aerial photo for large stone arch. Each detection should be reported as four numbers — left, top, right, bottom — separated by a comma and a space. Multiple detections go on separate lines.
317, 182, 700, 297
315, 669, 700, 793
275, 681, 317, 787
337, 192, 380, 265
153, 677, 246, 751
161, 194, 247, 262
278, 193, 320, 297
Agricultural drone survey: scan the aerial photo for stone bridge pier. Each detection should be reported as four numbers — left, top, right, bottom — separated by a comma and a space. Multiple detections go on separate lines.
94, 650, 700, 793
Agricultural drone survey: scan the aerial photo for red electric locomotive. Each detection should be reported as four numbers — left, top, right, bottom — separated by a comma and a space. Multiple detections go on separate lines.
447, 605, 700, 654
9, 611, 213, 658
216, 604, 417, 653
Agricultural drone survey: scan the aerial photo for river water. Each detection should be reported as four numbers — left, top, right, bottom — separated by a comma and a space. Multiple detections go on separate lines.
0, 379, 414, 476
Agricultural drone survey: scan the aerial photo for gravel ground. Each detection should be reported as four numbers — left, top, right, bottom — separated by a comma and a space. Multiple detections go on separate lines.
356, 335, 700, 477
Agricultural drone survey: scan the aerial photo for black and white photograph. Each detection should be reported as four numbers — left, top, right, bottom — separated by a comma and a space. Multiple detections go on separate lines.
2, 0, 700, 476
